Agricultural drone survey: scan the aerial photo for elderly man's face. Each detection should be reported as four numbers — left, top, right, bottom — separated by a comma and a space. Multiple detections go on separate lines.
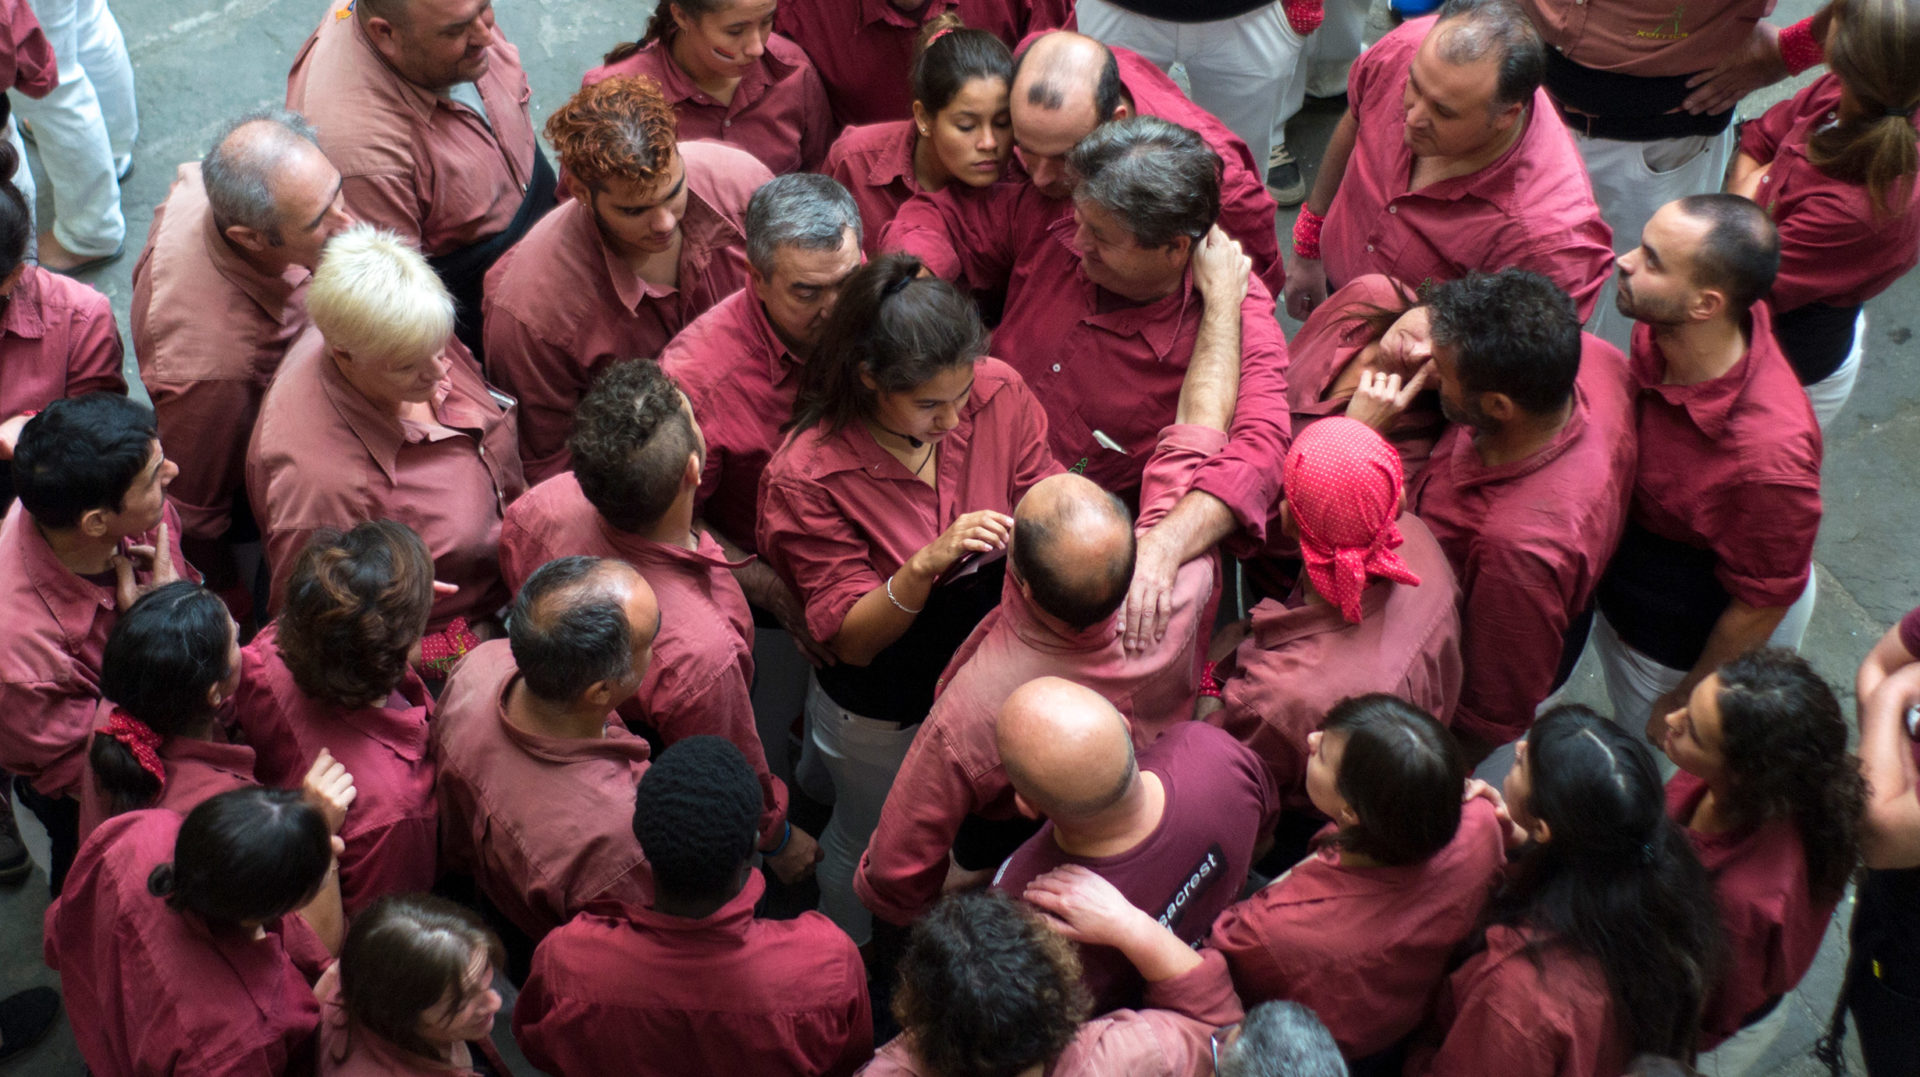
375, 0, 496, 92
749, 228, 863, 354
1069, 197, 1188, 303
270, 145, 354, 272
1401, 24, 1519, 160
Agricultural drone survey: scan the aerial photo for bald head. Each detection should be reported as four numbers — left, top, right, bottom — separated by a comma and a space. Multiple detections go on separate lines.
1011, 474, 1135, 631
203, 109, 348, 271
509, 557, 659, 705
1009, 32, 1127, 198
998, 677, 1137, 822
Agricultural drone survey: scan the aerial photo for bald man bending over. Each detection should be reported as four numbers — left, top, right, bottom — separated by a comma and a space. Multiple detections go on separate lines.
991, 678, 1278, 1013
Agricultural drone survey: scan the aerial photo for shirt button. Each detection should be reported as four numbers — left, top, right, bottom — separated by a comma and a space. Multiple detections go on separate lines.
478, 446, 486, 456
1051, 363, 1062, 372
1366, 244, 1375, 252
723, 119, 732, 128
1388, 205, 1397, 214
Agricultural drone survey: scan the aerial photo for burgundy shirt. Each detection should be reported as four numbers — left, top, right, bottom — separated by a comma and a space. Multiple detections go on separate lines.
658, 287, 802, 556
1283, 275, 1445, 481
232, 625, 439, 915
1407, 925, 1628, 1077
499, 472, 788, 847
1408, 335, 1639, 746
76, 724, 257, 843
1668, 770, 1837, 1049
0, 0, 54, 100
248, 327, 526, 631
1325, 17, 1615, 321
483, 140, 768, 483
1523, 0, 1774, 77
583, 34, 833, 175
47, 809, 333, 1077
855, 426, 1224, 927
0, 501, 192, 798
825, 120, 924, 256
0, 264, 126, 420
133, 163, 309, 542
287, 0, 538, 255
515, 871, 873, 1077
430, 639, 653, 939
992, 721, 1280, 1012
1207, 800, 1507, 1058
1216, 513, 1463, 800
1622, 305, 1822, 609
885, 187, 1291, 535
776, 0, 1032, 128
1740, 75, 1920, 314
758, 356, 1061, 644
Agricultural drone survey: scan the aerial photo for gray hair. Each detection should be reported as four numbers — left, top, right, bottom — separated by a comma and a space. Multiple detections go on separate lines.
1434, 0, 1547, 109
1217, 1002, 1349, 1077
202, 108, 322, 238
743, 173, 862, 275
1066, 115, 1220, 248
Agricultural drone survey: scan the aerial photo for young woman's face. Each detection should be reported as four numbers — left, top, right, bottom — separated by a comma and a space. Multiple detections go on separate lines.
1303, 729, 1351, 823
1661, 673, 1729, 783
865, 361, 976, 445
417, 948, 502, 1047
673, 0, 778, 81
1376, 305, 1433, 374
922, 76, 1012, 188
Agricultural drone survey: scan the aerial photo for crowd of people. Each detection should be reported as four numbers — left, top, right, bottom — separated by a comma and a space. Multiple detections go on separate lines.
0, 0, 1914, 1072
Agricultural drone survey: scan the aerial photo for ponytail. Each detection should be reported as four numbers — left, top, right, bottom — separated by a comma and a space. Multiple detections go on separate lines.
91, 582, 234, 817
1811, 0, 1920, 217
607, 0, 728, 63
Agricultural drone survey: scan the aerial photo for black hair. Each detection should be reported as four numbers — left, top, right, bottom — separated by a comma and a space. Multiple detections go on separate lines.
1010, 486, 1135, 631
1673, 194, 1781, 312
146, 787, 333, 927
911, 20, 1014, 115
1219, 1001, 1350, 1077
570, 360, 698, 533
1066, 115, 1221, 248
13, 393, 160, 530
633, 736, 760, 905
91, 583, 234, 817
507, 556, 638, 703
0, 135, 28, 281
1426, 269, 1582, 415
1434, 0, 1547, 109
1322, 694, 1464, 866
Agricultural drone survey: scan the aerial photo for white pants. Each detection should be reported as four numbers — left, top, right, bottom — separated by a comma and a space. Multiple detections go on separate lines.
16, 0, 134, 256
1078, 0, 1303, 172
1803, 310, 1867, 431
747, 624, 815, 793
1693, 992, 1796, 1076
1571, 128, 1735, 352
1271, 0, 1370, 152
5, 118, 32, 251
807, 675, 919, 945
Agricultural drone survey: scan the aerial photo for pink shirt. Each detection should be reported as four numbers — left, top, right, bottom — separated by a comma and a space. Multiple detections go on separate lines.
825, 120, 924, 255
315, 964, 496, 1076
482, 140, 768, 483
0, 500, 192, 798
232, 625, 439, 915
287, 0, 538, 255
758, 356, 1061, 643
430, 639, 653, 939
47, 809, 333, 1077
885, 187, 1291, 537
855, 426, 1224, 927
777, 0, 1031, 128
1524, 0, 1774, 77
76, 723, 257, 843
1740, 75, 1920, 314
499, 472, 787, 846
1325, 17, 1615, 321
514, 871, 873, 1077
1407, 925, 1627, 1077
1207, 800, 1507, 1058
0, 0, 54, 100
133, 162, 310, 543
583, 34, 833, 175
1668, 771, 1838, 1049
658, 287, 802, 556
0, 264, 125, 420
1215, 513, 1462, 801
1283, 275, 1445, 480
1408, 335, 1638, 746
248, 327, 526, 631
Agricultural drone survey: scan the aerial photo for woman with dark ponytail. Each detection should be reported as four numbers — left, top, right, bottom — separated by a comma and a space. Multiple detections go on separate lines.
1408, 704, 1725, 1076
1727, 0, 1920, 427
78, 581, 254, 838
758, 251, 1058, 945
825, 16, 1014, 255
1658, 648, 1865, 1069
583, 0, 832, 175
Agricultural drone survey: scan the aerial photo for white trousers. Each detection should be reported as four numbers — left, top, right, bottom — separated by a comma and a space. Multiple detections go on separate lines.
5, 117, 33, 249
16, 0, 134, 256
1693, 992, 1796, 1076
807, 675, 919, 946
1803, 310, 1867, 430
1571, 128, 1735, 352
1078, 0, 1303, 172
1271, 0, 1370, 151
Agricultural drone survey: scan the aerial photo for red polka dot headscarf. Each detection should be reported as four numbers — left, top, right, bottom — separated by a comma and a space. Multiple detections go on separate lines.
1282, 417, 1421, 623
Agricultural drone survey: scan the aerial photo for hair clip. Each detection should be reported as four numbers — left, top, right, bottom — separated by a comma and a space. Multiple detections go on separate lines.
881, 273, 915, 299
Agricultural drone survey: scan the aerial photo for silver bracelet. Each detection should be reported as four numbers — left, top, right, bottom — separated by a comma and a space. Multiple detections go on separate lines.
885, 573, 924, 614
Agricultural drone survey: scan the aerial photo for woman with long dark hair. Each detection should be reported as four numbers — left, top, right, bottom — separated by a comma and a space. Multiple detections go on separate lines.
1409, 704, 1724, 1075
1282, 273, 1443, 476
758, 251, 1058, 946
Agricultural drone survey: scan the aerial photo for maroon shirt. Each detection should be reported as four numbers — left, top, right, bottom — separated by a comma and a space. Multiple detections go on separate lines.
777, 0, 1031, 128
658, 287, 802, 556
483, 139, 768, 483
1216, 513, 1463, 800
515, 871, 873, 1077
0, 264, 126, 421
0, 0, 54, 100
583, 34, 833, 175
1325, 17, 1616, 321
825, 120, 923, 256
134, 163, 309, 543
1740, 75, 1920, 314
499, 472, 788, 847
1208, 800, 1507, 1058
1408, 925, 1627, 1077
1668, 770, 1837, 1049
1524, 0, 1774, 77
855, 426, 1224, 927
76, 724, 257, 843
992, 721, 1280, 1012
232, 625, 439, 915
1283, 275, 1444, 481
885, 186, 1291, 535
430, 639, 654, 939
1408, 335, 1638, 746
47, 809, 333, 1077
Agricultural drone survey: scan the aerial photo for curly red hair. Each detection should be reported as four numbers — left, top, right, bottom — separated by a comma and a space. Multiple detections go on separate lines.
545, 75, 679, 191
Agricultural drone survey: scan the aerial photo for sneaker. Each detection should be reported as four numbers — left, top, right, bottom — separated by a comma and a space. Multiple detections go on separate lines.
1266, 145, 1307, 207
0, 796, 33, 886
0, 987, 60, 1063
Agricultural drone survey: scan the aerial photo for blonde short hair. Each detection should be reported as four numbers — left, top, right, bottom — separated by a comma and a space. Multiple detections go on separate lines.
308, 224, 455, 363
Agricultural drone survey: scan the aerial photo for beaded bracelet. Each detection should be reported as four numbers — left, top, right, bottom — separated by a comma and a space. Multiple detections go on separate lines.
1292, 206, 1326, 260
